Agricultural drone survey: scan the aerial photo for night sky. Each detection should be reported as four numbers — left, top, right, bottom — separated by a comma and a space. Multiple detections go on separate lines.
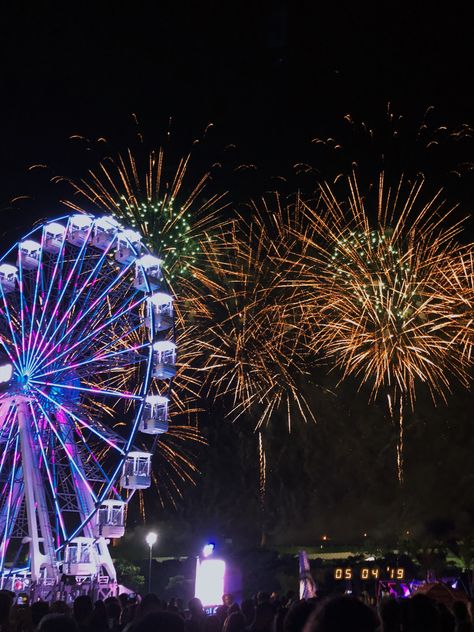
1, 2, 473, 550
2, 3, 474, 205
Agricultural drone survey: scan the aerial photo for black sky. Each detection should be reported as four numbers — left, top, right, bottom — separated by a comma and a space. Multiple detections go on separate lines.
1, 2, 474, 203
0, 2, 473, 545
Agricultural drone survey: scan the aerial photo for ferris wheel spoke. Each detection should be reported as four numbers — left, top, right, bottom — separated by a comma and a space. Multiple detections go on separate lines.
67, 289, 144, 365
32, 379, 143, 401
33, 242, 125, 372
56, 236, 117, 322
36, 260, 137, 372
28, 223, 94, 371
32, 386, 126, 455
17, 259, 27, 361
25, 230, 69, 370
62, 251, 135, 339
74, 427, 117, 495
32, 338, 149, 380
68, 295, 140, 361
28, 402, 67, 541
34, 295, 147, 374
33, 397, 99, 503
24, 248, 46, 368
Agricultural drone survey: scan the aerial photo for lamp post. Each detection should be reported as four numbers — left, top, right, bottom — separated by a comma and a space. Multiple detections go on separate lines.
145, 532, 157, 594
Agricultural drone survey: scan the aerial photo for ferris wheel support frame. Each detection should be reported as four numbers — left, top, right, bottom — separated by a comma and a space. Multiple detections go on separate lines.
14, 396, 58, 583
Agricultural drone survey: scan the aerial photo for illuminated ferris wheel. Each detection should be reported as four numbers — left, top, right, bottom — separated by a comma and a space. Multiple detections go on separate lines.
0, 214, 176, 599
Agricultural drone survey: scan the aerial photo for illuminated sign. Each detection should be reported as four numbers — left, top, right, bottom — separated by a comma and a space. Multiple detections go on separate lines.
334, 567, 405, 580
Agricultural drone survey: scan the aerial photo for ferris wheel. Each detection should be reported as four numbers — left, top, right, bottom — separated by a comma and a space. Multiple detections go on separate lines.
0, 214, 176, 598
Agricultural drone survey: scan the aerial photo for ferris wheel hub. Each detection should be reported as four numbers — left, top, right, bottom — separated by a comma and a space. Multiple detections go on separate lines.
19, 373, 31, 387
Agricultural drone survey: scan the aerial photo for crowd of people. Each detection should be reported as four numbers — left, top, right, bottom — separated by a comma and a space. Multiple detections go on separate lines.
0, 588, 472, 632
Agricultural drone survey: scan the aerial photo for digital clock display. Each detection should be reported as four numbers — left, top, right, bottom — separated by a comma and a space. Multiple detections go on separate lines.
334, 567, 405, 580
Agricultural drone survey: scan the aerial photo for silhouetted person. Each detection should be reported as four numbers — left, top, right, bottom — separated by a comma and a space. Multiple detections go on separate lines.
223, 612, 246, 632
303, 596, 379, 632
185, 598, 205, 632
48, 604, 68, 617
31, 602, 49, 630
104, 597, 122, 632
38, 615, 79, 632
438, 603, 455, 632
89, 600, 108, 632
223, 595, 235, 609
0, 591, 13, 632
283, 601, 315, 632
272, 606, 288, 632
120, 602, 139, 630
202, 615, 220, 632
73, 596, 93, 632
118, 595, 129, 612
9, 603, 33, 632
215, 606, 228, 629
408, 595, 441, 632
136, 594, 161, 619
168, 598, 179, 614
284, 593, 297, 609
378, 597, 400, 632
130, 611, 184, 632
248, 602, 274, 632
453, 601, 472, 632
240, 599, 255, 627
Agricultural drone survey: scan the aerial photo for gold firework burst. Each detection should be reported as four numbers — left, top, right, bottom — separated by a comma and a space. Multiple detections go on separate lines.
201, 193, 315, 431
290, 173, 473, 481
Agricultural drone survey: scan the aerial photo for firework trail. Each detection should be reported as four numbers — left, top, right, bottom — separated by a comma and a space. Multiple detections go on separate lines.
297, 104, 474, 187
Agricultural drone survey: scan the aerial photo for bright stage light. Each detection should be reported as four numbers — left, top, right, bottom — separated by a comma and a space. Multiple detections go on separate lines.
195, 558, 226, 607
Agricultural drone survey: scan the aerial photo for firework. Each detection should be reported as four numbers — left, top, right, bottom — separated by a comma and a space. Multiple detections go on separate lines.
298, 104, 474, 187
61, 139, 227, 509
195, 193, 316, 542
288, 173, 473, 481
64, 147, 229, 286
200, 193, 315, 432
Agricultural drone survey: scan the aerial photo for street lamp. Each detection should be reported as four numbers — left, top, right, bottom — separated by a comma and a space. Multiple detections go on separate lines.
145, 531, 158, 593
